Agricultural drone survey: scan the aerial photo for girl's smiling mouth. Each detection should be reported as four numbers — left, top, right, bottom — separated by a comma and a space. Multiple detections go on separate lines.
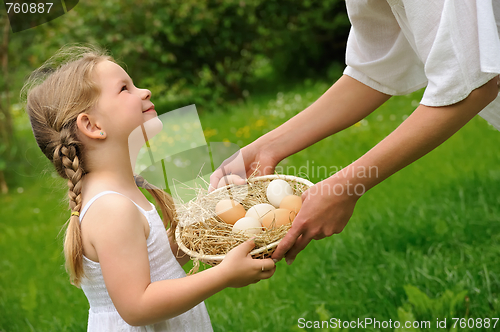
143, 105, 155, 113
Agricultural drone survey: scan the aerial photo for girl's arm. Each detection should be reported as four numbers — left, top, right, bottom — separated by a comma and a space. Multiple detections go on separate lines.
272, 77, 499, 263
87, 195, 275, 326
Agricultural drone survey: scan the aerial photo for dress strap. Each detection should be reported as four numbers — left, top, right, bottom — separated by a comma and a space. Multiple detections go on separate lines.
79, 190, 154, 223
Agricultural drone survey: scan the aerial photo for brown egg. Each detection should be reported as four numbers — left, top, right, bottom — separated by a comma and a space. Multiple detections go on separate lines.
279, 195, 302, 213
215, 199, 246, 225
261, 208, 296, 230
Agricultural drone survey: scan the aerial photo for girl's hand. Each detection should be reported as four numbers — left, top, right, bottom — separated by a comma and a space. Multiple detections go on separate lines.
272, 177, 360, 265
217, 239, 276, 288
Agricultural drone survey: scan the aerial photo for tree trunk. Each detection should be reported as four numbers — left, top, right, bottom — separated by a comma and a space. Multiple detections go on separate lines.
0, 170, 7, 194
1, 15, 13, 142
0, 14, 12, 194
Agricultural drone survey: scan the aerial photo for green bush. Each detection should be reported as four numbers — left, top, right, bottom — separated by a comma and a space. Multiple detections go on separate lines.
14, 0, 349, 111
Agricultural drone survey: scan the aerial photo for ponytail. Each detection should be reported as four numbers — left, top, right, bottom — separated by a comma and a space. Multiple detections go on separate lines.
134, 175, 178, 239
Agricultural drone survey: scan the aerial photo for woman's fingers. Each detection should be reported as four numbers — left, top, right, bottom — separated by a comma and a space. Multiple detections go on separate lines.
208, 169, 223, 192
283, 233, 313, 265
271, 220, 303, 262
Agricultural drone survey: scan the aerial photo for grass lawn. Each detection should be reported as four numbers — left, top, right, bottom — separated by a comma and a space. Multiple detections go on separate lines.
1, 78, 499, 331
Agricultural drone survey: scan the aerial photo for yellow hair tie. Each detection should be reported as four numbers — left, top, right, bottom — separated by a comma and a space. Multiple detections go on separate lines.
71, 211, 80, 217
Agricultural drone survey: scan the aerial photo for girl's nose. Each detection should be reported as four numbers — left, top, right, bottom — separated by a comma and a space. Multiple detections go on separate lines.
141, 88, 151, 100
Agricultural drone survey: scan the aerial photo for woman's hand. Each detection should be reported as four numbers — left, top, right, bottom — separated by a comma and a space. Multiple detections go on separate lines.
209, 144, 279, 192
271, 176, 361, 265
217, 239, 276, 288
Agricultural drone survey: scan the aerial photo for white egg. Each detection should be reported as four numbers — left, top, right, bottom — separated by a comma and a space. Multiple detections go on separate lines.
232, 217, 263, 235
245, 203, 276, 221
266, 179, 293, 207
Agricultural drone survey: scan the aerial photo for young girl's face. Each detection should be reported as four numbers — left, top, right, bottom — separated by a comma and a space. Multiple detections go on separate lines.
93, 60, 158, 141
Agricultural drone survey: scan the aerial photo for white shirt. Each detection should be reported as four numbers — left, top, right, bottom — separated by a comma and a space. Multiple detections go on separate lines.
343, 0, 500, 130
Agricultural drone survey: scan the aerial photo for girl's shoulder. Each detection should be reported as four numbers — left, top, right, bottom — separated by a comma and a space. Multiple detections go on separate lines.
80, 192, 150, 262
81, 191, 134, 218
80, 191, 149, 227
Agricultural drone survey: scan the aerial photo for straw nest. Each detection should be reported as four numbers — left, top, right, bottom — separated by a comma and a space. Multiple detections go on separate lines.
175, 174, 313, 272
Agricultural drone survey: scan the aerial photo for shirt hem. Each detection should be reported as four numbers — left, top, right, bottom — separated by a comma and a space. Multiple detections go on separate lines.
343, 66, 427, 96
421, 73, 498, 107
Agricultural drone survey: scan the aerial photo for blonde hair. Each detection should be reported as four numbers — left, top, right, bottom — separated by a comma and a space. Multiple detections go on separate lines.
22, 45, 177, 286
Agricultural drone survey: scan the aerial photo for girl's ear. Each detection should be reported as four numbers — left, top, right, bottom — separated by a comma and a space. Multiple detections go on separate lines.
76, 113, 105, 139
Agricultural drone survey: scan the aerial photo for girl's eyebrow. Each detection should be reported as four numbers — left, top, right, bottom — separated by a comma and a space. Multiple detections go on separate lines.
115, 77, 133, 88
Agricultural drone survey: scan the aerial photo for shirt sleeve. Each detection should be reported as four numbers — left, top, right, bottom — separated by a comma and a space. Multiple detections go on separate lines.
344, 0, 500, 108
343, 0, 428, 96
403, 0, 499, 106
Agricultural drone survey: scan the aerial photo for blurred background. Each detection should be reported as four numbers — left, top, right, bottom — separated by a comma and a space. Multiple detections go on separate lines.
1, 1, 499, 331
0, 0, 350, 192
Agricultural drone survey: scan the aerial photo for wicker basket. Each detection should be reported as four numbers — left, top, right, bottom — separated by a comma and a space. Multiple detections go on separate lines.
175, 174, 314, 266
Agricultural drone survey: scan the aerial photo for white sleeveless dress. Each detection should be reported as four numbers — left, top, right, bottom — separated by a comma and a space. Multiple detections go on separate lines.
79, 191, 213, 332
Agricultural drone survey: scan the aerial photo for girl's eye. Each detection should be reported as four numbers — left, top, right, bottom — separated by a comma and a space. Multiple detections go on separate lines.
121, 85, 127, 92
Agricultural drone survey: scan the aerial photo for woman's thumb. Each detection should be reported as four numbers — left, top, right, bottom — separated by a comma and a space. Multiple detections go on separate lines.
301, 188, 309, 201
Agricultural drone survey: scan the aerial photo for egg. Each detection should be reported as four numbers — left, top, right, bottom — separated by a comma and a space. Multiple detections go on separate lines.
217, 174, 246, 188
266, 179, 293, 207
261, 208, 296, 230
232, 217, 263, 235
245, 203, 276, 221
215, 199, 246, 225
279, 195, 302, 213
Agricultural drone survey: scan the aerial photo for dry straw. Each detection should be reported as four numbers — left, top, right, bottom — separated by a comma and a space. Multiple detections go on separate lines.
175, 174, 313, 273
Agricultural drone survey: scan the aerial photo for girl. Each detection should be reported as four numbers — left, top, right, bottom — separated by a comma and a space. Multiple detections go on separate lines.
23, 45, 276, 331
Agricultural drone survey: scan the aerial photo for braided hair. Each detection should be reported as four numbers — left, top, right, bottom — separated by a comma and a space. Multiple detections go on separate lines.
22, 46, 107, 285
22, 45, 177, 286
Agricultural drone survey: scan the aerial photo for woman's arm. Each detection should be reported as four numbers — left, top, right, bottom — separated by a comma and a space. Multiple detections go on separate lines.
342, 77, 499, 193
210, 75, 390, 189
272, 77, 499, 263
256, 75, 391, 164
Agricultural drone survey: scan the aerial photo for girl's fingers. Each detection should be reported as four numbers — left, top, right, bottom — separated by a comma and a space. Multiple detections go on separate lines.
260, 269, 276, 280
259, 258, 276, 272
261, 266, 276, 279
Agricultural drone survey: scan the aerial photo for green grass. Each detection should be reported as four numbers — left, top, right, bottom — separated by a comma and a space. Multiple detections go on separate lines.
1, 78, 499, 331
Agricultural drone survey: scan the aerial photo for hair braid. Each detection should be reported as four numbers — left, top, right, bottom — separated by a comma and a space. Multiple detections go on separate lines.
23, 45, 112, 286
56, 128, 86, 285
